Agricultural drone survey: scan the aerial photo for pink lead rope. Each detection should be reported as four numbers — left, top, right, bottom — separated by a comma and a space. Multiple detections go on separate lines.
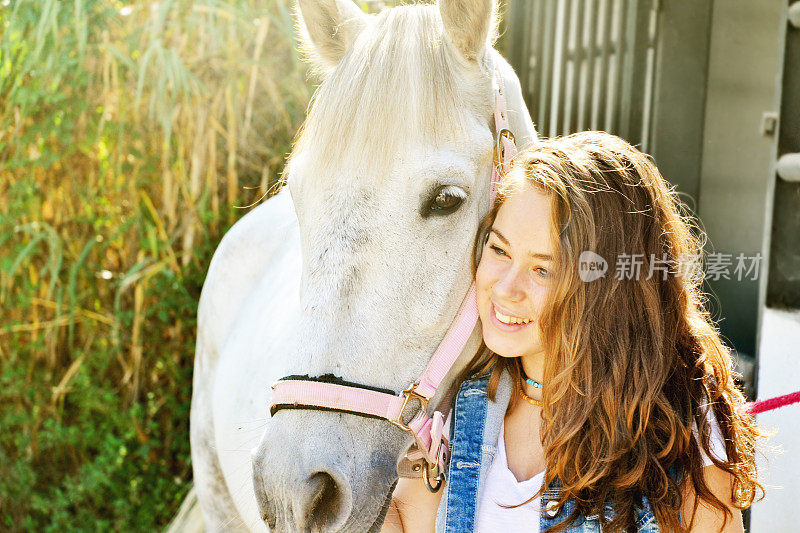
742, 390, 800, 415
270, 65, 517, 492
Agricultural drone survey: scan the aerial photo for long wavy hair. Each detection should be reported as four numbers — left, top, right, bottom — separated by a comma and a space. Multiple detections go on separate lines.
464, 131, 764, 532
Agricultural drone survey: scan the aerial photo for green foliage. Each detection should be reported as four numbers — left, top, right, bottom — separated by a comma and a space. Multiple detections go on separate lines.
0, 0, 311, 529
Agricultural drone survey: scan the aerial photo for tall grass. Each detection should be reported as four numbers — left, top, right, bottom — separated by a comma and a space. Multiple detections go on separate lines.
0, 0, 310, 529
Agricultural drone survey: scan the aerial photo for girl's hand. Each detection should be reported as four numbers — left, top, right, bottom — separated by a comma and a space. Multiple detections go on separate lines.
380, 475, 445, 533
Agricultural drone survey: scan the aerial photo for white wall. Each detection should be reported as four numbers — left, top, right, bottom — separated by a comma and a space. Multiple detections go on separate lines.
749, 308, 800, 532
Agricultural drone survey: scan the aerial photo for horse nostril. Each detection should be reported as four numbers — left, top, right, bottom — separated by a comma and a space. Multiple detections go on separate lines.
254, 469, 278, 529
298, 471, 344, 531
262, 509, 277, 530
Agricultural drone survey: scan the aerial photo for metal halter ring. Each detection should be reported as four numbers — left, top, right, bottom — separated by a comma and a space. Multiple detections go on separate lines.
423, 460, 445, 493
388, 383, 430, 432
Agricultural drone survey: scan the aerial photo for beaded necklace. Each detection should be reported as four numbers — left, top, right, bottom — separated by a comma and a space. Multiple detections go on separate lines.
520, 366, 543, 389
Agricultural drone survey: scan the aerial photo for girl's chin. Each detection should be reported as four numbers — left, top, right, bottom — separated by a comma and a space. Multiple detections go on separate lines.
482, 333, 525, 359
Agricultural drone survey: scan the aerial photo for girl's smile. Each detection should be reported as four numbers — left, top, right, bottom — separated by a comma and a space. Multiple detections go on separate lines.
490, 301, 534, 331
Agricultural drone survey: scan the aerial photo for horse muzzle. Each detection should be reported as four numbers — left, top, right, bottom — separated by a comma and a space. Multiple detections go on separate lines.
252, 410, 400, 532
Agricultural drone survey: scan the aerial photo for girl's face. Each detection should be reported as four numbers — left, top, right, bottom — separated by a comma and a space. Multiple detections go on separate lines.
476, 185, 557, 359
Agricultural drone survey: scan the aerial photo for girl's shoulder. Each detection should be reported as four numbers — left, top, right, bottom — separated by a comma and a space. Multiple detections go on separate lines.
457, 363, 496, 391
454, 372, 491, 404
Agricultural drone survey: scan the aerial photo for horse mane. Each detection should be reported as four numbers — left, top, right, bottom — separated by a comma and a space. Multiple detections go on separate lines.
288, 4, 495, 183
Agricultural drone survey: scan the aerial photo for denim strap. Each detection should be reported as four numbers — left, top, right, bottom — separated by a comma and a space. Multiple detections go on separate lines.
442, 374, 490, 533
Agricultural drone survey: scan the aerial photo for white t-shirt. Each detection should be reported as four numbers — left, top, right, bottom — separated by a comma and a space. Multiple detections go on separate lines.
474, 407, 727, 532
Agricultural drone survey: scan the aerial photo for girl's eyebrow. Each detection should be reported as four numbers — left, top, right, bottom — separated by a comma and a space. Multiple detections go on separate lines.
489, 228, 554, 261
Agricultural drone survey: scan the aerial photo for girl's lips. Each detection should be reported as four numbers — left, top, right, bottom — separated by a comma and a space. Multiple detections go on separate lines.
490, 302, 533, 332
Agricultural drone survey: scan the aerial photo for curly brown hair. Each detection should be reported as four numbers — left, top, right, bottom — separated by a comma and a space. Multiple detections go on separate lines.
464, 131, 765, 532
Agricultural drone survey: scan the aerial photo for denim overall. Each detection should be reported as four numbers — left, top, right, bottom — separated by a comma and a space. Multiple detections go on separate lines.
434, 368, 666, 532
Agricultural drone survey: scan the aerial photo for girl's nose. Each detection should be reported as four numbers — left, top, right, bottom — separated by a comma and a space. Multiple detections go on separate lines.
493, 265, 526, 303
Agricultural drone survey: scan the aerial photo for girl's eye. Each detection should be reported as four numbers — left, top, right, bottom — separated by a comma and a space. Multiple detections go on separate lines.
535, 267, 550, 278
489, 244, 507, 257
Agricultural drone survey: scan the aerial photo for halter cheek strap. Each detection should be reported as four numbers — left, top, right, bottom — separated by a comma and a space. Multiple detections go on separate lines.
269, 64, 517, 491
270, 285, 480, 483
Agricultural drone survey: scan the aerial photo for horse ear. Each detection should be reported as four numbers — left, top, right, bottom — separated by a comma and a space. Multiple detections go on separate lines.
438, 0, 497, 62
294, 0, 368, 73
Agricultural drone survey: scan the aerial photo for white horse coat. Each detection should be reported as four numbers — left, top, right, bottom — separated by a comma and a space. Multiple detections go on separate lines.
190, 1, 537, 530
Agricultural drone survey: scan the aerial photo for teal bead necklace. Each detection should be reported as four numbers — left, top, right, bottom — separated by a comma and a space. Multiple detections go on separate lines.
520, 367, 543, 389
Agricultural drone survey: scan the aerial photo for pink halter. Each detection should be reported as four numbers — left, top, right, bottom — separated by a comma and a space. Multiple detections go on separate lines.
270, 65, 518, 492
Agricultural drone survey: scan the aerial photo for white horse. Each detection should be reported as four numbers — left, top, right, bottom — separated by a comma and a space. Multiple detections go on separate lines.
190, 0, 537, 530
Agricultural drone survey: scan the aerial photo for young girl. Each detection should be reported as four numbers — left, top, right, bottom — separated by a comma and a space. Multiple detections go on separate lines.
382, 131, 763, 532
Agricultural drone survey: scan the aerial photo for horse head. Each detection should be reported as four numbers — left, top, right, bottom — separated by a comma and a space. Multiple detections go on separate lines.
251, 1, 536, 530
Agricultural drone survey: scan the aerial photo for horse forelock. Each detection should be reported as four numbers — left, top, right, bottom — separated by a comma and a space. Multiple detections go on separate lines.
288, 4, 493, 184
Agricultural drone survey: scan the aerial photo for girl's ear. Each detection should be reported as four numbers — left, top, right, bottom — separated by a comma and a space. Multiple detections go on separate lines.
294, 0, 369, 76
437, 0, 498, 62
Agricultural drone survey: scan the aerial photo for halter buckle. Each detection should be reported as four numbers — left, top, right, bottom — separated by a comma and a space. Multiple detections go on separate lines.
494, 128, 516, 166
389, 383, 430, 432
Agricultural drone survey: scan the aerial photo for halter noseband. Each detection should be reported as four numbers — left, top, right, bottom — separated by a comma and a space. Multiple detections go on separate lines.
269, 65, 518, 493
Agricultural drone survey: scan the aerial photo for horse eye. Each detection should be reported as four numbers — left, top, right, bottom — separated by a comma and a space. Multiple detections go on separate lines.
424, 185, 466, 217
